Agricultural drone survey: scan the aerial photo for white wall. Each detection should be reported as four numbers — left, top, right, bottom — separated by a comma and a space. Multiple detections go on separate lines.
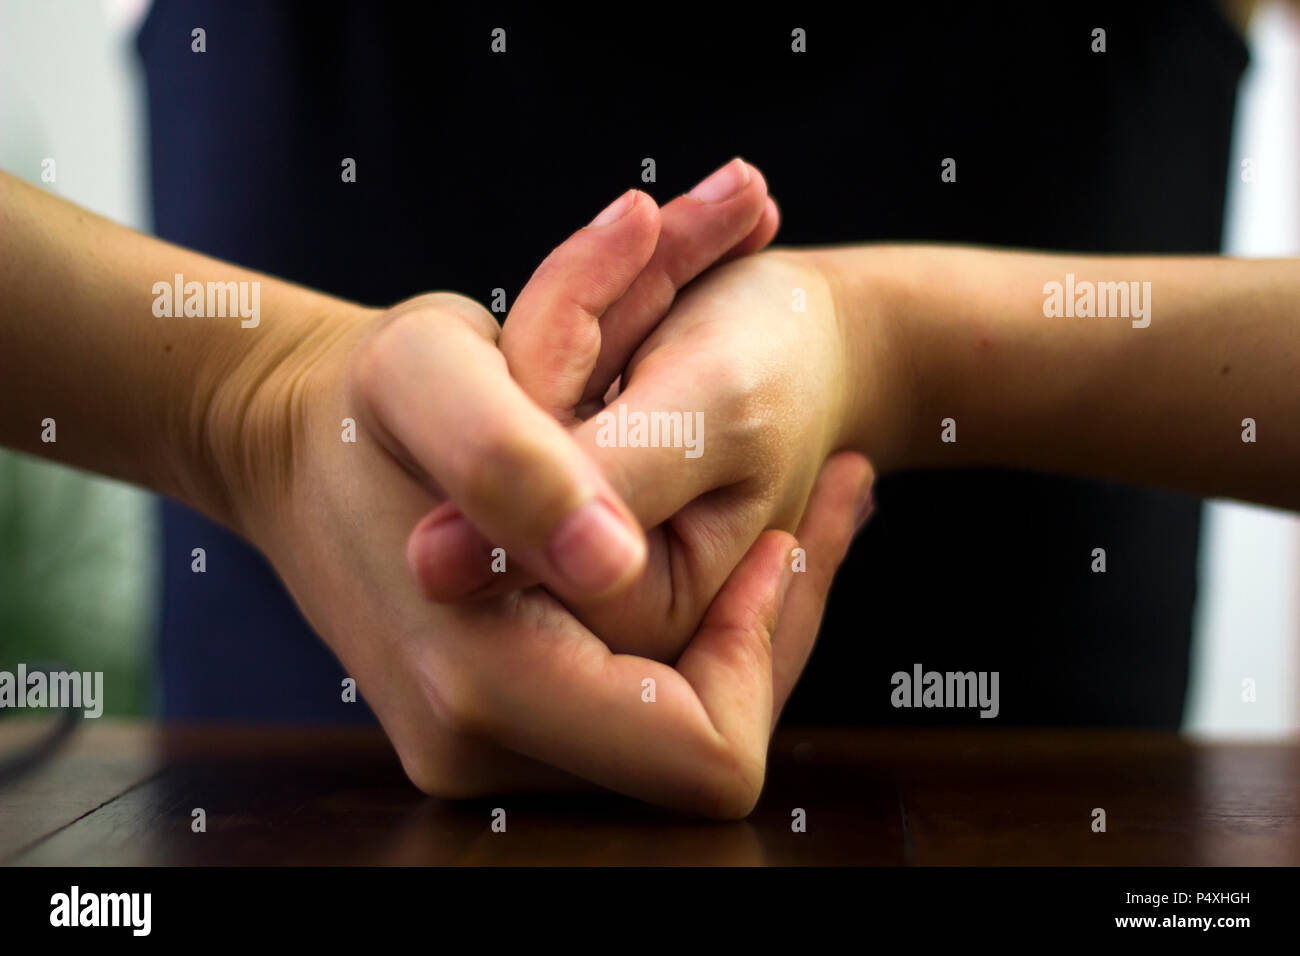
0, 0, 147, 226
0, 0, 156, 711
1186, 0, 1300, 738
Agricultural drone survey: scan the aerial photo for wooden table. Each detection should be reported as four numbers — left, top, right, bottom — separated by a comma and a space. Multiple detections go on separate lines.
2, 721, 1297, 866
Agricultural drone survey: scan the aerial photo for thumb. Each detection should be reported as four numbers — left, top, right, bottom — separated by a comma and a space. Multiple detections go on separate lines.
354, 294, 647, 602
412, 163, 777, 602
674, 529, 798, 784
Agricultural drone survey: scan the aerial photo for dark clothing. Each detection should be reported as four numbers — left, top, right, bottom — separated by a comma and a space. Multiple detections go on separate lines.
140, 1, 1247, 726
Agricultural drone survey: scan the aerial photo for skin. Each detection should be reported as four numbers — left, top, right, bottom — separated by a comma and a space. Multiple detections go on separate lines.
419, 245, 1300, 652
6, 158, 1297, 814
408, 0, 1300, 638
819, 245, 1300, 506
410, 247, 859, 661
0, 164, 870, 817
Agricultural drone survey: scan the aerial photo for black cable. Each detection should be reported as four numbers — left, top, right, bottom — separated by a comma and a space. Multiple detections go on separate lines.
0, 660, 81, 786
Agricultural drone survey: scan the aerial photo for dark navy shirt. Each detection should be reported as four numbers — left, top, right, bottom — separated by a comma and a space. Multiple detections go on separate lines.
139, 1, 1247, 726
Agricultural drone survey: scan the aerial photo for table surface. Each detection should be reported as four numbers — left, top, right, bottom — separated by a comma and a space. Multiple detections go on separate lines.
1, 721, 1297, 865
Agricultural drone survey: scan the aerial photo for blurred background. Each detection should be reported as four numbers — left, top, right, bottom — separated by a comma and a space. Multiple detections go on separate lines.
0, 0, 1296, 732
0, 0, 155, 715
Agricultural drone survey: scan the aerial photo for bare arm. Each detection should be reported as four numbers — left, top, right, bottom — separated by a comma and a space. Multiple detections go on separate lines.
0, 170, 350, 529
819, 245, 1300, 508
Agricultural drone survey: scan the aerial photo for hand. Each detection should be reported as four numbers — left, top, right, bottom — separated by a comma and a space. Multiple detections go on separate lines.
210, 167, 869, 814
410, 247, 890, 667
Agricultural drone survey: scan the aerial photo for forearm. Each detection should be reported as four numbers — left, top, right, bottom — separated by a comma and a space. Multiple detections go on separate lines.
0, 171, 364, 531
822, 245, 1300, 508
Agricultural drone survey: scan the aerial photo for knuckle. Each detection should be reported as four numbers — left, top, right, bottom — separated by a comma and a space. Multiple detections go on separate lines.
562, 305, 602, 363
348, 306, 429, 400
509, 293, 600, 377
460, 428, 564, 517
394, 660, 498, 798
348, 320, 398, 407
692, 750, 767, 820
511, 262, 602, 352
418, 664, 488, 741
705, 611, 778, 673
728, 620, 777, 674
434, 293, 501, 341
353, 293, 499, 400
428, 682, 486, 740
399, 745, 486, 800
404, 291, 499, 340
401, 754, 459, 798
708, 359, 770, 452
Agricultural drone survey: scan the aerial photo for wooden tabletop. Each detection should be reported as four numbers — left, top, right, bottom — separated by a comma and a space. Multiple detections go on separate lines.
1, 720, 1297, 866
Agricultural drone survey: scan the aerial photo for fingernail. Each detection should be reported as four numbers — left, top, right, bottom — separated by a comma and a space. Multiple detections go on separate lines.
853, 485, 875, 533
688, 158, 750, 203
589, 189, 637, 227
547, 498, 644, 594
409, 513, 493, 596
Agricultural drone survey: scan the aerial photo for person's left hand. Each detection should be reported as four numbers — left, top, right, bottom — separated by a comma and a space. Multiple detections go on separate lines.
410, 245, 891, 672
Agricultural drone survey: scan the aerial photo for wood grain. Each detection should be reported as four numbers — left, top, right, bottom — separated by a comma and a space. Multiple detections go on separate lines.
1, 722, 1296, 865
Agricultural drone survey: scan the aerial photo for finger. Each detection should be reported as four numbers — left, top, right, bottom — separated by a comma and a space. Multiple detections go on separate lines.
458, 531, 797, 818
770, 451, 875, 725
500, 189, 661, 423
577, 159, 774, 410
387, 714, 584, 800
412, 367, 742, 602
357, 295, 647, 602
674, 529, 795, 771
721, 195, 780, 263
417, 162, 776, 602
568, 359, 751, 530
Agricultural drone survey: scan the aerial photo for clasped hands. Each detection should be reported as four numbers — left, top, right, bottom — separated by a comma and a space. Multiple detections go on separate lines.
231, 160, 879, 817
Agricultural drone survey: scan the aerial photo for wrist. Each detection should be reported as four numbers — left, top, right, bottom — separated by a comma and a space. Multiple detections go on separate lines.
803, 245, 926, 474
194, 289, 377, 542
